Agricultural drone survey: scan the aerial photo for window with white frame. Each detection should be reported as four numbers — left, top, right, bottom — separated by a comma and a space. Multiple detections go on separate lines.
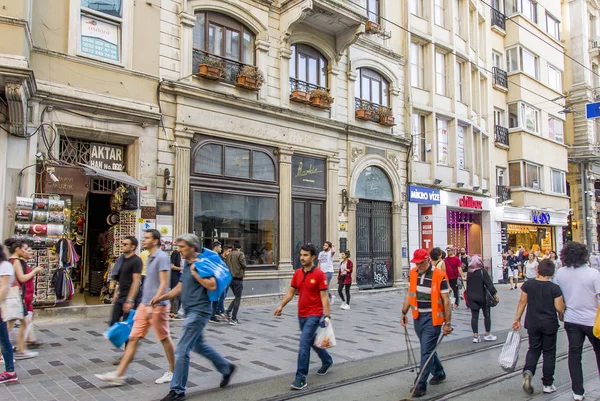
367, 0, 380, 23
469, 9, 477, 45
437, 118, 449, 165
494, 108, 505, 127
547, 65, 562, 92
548, 117, 564, 143
512, 0, 537, 23
410, 0, 425, 18
525, 163, 541, 189
492, 51, 503, 70
412, 113, 427, 162
474, 130, 481, 172
79, 0, 123, 63
482, 135, 489, 177
472, 69, 479, 113
434, 0, 445, 27
456, 61, 464, 102
435, 51, 447, 95
546, 13, 560, 40
509, 161, 541, 189
457, 125, 466, 169
410, 42, 425, 88
506, 46, 539, 79
551, 169, 566, 194
507, 102, 540, 133
455, 0, 466, 37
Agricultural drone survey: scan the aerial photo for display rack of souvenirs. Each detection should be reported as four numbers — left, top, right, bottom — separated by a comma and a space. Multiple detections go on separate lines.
13, 196, 75, 306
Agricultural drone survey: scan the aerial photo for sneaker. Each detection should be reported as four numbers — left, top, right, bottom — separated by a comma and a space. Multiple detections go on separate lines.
429, 374, 446, 385
331, 295, 336, 306
472, 337, 481, 343
220, 364, 236, 388
510, 287, 514, 290
160, 390, 187, 401
95, 371, 127, 386
522, 371, 533, 394
317, 360, 333, 375
484, 334, 498, 342
342, 304, 351, 310
573, 394, 585, 401
209, 316, 221, 324
229, 319, 240, 325
14, 350, 39, 360
218, 313, 229, 320
411, 386, 427, 397
543, 385, 557, 394
290, 378, 307, 390
0, 371, 18, 384
172, 315, 184, 321
340, 302, 347, 309
155, 371, 173, 384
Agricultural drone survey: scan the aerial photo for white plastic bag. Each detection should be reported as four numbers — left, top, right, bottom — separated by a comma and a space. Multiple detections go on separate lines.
314, 321, 337, 349
498, 330, 521, 372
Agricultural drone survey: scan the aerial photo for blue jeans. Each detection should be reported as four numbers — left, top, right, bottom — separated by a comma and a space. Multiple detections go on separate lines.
296, 316, 333, 382
325, 272, 333, 299
213, 286, 228, 316
413, 313, 444, 390
171, 311, 232, 394
0, 320, 14, 372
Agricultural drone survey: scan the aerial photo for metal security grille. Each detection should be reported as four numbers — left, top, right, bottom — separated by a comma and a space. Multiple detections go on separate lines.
355, 200, 393, 289
59, 138, 91, 165
91, 178, 119, 194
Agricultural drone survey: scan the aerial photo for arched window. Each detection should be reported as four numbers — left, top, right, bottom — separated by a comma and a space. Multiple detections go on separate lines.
193, 12, 255, 65
290, 44, 328, 88
356, 166, 393, 201
193, 143, 276, 182
355, 68, 389, 106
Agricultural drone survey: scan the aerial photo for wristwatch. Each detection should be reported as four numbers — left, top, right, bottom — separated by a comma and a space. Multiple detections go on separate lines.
125, 299, 134, 304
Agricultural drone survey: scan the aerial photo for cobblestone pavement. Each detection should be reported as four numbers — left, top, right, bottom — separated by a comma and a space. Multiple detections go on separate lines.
0, 285, 521, 401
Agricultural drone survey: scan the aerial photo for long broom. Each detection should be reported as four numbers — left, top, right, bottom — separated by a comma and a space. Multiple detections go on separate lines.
400, 331, 447, 401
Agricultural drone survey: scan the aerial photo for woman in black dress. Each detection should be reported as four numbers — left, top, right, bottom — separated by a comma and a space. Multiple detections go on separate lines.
466, 255, 499, 343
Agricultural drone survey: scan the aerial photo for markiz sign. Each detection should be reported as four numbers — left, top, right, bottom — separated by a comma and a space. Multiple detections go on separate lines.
408, 185, 441, 204
89, 143, 124, 171
532, 211, 551, 225
458, 196, 483, 209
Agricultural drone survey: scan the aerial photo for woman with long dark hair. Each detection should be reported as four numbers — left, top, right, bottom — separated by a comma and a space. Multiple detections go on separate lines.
0, 242, 18, 383
466, 255, 499, 343
338, 250, 353, 310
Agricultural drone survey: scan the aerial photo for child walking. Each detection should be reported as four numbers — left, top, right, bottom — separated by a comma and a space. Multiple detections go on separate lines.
338, 250, 353, 310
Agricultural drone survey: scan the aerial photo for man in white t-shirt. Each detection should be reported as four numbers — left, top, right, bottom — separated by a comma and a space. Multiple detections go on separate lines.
317, 241, 335, 304
553, 241, 600, 401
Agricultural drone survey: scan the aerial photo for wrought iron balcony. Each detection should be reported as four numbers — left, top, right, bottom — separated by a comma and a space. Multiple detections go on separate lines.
355, 98, 383, 123
491, 8, 506, 30
192, 50, 247, 85
494, 125, 509, 147
492, 67, 508, 89
497, 185, 511, 204
289, 77, 328, 94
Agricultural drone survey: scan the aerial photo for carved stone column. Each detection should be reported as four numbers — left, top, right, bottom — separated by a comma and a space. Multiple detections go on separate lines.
278, 148, 294, 273
328, 64, 340, 119
256, 40, 270, 101
392, 201, 404, 286
5, 79, 34, 137
280, 47, 293, 108
347, 70, 358, 124
173, 132, 192, 238
179, 12, 196, 78
347, 197, 359, 288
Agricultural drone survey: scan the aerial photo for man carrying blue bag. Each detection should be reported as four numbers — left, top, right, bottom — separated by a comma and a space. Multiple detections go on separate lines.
153, 234, 236, 401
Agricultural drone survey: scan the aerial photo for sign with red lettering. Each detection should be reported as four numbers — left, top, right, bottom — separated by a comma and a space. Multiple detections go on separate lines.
420, 206, 434, 251
458, 196, 483, 209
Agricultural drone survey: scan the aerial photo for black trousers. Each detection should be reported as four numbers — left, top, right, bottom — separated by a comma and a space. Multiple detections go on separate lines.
523, 327, 558, 386
449, 278, 459, 306
226, 279, 243, 320
470, 307, 491, 334
338, 283, 351, 304
565, 322, 600, 396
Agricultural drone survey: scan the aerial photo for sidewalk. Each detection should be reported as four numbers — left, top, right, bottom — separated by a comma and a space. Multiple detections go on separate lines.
0, 285, 521, 401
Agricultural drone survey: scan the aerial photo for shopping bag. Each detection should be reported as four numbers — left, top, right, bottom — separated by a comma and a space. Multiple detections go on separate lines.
104, 309, 136, 349
195, 249, 232, 302
314, 321, 337, 349
498, 330, 521, 372
593, 307, 600, 339
0, 286, 25, 322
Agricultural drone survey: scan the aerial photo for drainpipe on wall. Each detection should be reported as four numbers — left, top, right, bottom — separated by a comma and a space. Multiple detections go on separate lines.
582, 162, 593, 251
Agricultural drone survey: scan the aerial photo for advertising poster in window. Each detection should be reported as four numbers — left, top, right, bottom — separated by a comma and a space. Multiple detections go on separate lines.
80, 16, 119, 62
420, 206, 434, 251
437, 122, 448, 165
457, 126, 465, 169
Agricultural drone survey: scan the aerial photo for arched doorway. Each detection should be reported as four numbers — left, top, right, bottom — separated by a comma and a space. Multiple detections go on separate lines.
355, 166, 394, 289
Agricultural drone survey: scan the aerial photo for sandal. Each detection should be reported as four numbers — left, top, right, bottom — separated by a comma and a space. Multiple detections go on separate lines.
27, 341, 44, 349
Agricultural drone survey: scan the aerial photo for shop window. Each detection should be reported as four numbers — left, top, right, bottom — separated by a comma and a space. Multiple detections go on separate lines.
356, 68, 389, 106
290, 44, 328, 88
193, 143, 276, 183
356, 166, 393, 201
193, 191, 276, 266
79, 0, 122, 63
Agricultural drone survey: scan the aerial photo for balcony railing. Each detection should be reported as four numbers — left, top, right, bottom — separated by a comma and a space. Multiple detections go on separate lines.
491, 8, 506, 30
354, 98, 391, 123
192, 49, 247, 85
494, 125, 509, 147
497, 185, 511, 203
289, 77, 328, 94
492, 67, 508, 89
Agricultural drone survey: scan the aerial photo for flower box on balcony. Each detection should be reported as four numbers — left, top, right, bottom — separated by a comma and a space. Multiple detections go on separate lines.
290, 90, 311, 103
197, 57, 225, 81
236, 66, 264, 91
309, 89, 333, 109
366, 21, 381, 34
378, 107, 395, 126
356, 108, 374, 120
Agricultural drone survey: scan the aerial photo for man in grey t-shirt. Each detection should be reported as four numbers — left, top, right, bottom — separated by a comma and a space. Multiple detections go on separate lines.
96, 229, 175, 386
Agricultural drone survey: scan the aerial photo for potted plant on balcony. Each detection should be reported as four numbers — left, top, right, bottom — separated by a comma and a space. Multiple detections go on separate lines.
309, 89, 333, 109
378, 106, 395, 126
355, 101, 374, 120
197, 56, 225, 80
365, 21, 381, 34
290, 85, 311, 103
236, 65, 264, 90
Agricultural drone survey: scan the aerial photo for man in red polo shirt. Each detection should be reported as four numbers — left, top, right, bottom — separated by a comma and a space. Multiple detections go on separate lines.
274, 243, 332, 391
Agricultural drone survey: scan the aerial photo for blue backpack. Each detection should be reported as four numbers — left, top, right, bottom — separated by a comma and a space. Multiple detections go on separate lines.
194, 248, 232, 301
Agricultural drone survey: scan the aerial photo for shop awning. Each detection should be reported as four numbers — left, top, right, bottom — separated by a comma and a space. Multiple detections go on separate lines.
79, 163, 144, 187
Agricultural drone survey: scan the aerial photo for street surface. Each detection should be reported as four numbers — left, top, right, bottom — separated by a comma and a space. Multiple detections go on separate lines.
1, 284, 598, 401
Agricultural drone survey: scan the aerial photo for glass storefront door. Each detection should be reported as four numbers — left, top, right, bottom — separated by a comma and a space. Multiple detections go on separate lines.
292, 199, 325, 269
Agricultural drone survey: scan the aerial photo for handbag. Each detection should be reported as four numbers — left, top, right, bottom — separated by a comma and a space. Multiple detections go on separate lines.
481, 270, 499, 308
0, 286, 25, 322
593, 307, 600, 339
104, 309, 136, 349
498, 330, 521, 372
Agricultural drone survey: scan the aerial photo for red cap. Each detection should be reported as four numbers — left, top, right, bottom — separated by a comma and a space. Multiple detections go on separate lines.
411, 249, 431, 264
